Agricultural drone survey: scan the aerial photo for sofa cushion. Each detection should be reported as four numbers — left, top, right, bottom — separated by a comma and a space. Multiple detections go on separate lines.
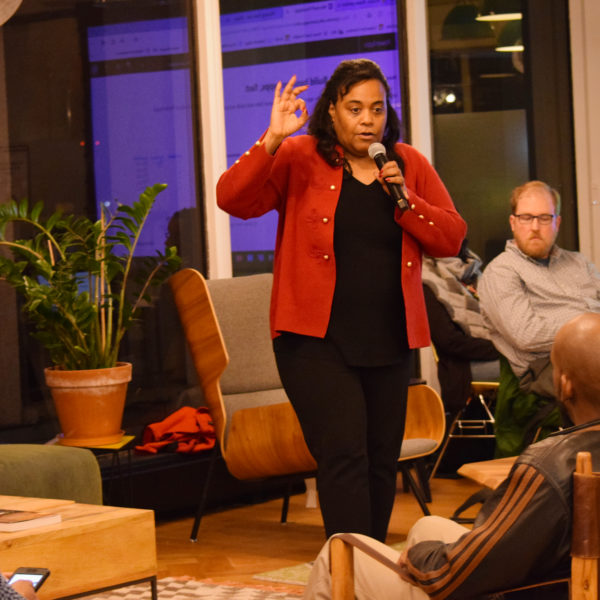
0, 444, 103, 504
207, 274, 282, 395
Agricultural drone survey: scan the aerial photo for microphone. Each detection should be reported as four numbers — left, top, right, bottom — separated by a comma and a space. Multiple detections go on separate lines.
368, 142, 410, 212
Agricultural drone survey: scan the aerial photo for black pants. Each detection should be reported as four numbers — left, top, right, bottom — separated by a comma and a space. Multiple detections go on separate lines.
273, 334, 412, 542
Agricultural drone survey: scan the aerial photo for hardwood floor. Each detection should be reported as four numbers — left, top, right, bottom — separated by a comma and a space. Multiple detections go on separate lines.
154, 474, 482, 588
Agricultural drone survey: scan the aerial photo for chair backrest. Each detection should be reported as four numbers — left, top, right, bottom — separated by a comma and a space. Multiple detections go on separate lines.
169, 268, 229, 447
400, 384, 446, 460
170, 268, 316, 480
205, 273, 282, 395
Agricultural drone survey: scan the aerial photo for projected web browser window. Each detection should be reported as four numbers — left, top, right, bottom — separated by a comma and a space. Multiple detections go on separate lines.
87, 15, 198, 256
220, 0, 405, 275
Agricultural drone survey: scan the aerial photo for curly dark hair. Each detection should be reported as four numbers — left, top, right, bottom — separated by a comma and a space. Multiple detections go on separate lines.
307, 58, 403, 170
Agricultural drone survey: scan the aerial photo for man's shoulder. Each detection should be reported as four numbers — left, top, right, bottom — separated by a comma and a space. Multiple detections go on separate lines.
480, 244, 522, 279
483, 251, 512, 271
518, 427, 600, 484
551, 245, 591, 265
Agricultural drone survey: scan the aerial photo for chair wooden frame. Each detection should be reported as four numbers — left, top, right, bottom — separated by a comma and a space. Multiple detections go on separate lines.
399, 384, 446, 514
330, 451, 600, 600
169, 269, 317, 540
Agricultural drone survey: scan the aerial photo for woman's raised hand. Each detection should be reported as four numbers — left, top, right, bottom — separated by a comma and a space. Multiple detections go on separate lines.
264, 75, 309, 154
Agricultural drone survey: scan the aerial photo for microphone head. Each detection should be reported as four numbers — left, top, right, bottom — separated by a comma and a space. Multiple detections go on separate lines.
368, 142, 386, 160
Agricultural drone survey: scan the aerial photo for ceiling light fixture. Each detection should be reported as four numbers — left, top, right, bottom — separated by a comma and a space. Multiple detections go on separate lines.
476, 0, 522, 22
442, 2, 494, 40
495, 20, 524, 52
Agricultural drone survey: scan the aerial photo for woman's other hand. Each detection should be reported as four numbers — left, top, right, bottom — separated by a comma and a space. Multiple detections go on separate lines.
264, 75, 309, 154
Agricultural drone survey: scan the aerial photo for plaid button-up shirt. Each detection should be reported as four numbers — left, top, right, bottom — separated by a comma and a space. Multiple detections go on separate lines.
479, 239, 600, 376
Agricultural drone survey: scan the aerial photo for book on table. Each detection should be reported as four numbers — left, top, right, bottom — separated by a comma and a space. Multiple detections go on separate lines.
0, 509, 61, 532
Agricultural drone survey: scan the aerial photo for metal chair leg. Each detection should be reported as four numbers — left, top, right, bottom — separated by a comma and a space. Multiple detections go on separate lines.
398, 464, 431, 515
190, 444, 219, 542
280, 481, 291, 523
415, 460, 432, 502
429, 412, 460, 480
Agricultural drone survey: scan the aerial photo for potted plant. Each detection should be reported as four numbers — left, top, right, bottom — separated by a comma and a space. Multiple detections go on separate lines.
0, 183, 181, 446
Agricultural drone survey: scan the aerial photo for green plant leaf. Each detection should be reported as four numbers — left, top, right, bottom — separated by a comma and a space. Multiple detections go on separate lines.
18, 198, 29, 218
30, 202, 44, 222
0, 184, 179, 370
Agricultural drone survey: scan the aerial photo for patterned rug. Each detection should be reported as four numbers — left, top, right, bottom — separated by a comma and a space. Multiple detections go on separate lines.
254, 563, 313, 587
80, 577, 302, 600
253, 541, 406, 586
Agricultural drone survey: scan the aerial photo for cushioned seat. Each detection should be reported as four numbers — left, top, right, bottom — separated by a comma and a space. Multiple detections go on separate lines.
400, 438, 438, 457
397, 384, 446, 513
0, 444, 103, 504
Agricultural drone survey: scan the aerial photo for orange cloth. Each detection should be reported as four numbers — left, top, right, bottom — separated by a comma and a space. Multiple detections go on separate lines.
135, 406, 216, 454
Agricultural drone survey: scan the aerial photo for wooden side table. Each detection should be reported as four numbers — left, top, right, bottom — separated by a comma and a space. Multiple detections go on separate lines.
451, 456, 517, 523
83, 435, 136, 506
457, 456, 517, 489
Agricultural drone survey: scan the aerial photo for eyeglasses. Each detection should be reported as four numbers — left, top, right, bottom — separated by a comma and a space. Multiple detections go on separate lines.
513, 213, 556, 225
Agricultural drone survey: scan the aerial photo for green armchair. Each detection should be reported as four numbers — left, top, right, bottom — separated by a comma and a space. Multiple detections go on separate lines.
0, 444, 103, 504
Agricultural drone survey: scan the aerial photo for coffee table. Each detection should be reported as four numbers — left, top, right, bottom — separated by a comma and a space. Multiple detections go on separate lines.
0, 495, 157, 600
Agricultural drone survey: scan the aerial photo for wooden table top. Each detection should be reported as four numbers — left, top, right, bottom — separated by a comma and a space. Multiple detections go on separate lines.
457, 456, 517, 489
0, 496, 157, 600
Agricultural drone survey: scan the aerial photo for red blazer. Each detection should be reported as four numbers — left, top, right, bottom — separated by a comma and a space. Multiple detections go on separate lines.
217, 135, 466, 349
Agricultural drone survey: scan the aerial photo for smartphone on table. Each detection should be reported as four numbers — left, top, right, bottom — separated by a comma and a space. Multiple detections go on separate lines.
8, 567, 50, 591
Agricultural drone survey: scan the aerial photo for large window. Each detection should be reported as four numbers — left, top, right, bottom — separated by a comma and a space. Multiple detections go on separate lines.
427, 0, 576, 265
219, 0, 409, 275
0, 0, 203, 441
86, 11, 199, 256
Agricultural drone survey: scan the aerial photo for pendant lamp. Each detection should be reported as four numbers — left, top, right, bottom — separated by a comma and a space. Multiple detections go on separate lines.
495, 20, 524, 52
442, 2, 494, 40
476, 0, 522, 22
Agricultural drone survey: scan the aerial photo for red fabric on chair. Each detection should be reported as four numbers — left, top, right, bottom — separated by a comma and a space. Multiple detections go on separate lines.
135, 406, 216, 454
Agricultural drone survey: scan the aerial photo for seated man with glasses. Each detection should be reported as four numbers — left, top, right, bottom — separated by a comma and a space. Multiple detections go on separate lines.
479, 180, 600, 400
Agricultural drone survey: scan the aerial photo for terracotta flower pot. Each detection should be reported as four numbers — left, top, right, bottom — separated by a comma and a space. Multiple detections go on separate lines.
44, 362, 132, 447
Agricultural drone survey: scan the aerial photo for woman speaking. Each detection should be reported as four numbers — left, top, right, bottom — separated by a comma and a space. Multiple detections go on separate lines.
217, 59, 466, 542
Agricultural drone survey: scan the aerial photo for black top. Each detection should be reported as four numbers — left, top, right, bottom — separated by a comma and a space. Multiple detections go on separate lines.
326, 171, 409, 366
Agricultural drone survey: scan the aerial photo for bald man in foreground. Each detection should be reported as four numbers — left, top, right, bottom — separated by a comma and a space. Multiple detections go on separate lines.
305, 313, 600, 599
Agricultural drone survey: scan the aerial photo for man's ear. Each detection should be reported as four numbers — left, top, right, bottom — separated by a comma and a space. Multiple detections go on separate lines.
560, 373, 574, 404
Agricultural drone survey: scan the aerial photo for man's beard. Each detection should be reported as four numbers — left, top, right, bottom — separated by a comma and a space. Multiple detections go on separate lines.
516, 232, 558, 260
